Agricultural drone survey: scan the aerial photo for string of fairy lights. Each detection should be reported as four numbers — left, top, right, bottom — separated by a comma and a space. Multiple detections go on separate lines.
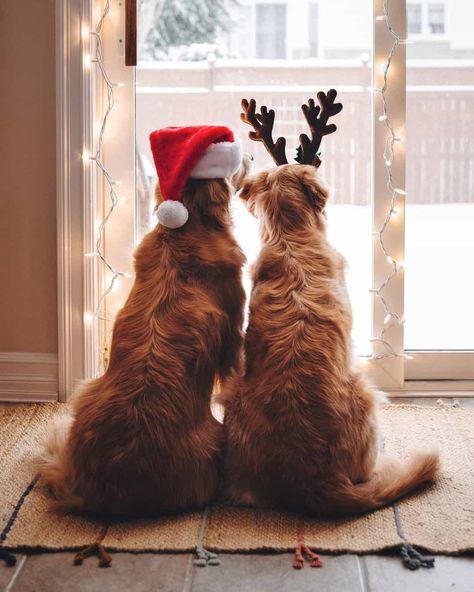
82, 0, 130, 370
369, 0, 413, 361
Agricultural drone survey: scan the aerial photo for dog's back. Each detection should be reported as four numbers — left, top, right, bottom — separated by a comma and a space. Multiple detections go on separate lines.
40, 179, 246, 515
224, 165, 438, 516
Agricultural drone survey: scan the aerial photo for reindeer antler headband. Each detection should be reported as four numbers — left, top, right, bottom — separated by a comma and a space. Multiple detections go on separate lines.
240, 89, 343, 168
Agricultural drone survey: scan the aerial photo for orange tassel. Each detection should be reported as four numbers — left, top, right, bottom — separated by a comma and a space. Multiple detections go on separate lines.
292, 520, 323, 569
74, 524, 111, 568
292, 543, 305, 569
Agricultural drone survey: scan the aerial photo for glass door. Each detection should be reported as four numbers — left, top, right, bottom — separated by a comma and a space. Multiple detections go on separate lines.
134, 0, 374, 357
82, 0, 474, 389
404, 0, 474, 379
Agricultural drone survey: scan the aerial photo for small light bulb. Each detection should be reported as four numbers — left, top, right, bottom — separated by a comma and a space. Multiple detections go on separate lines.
376, 15, 387, 21
85, 252, 97, 257
379, 114, 388, 121
379, 63, 387, 73
384, 158, 392, 166
398, 260, 405, 270
115, 82, 125, 88
84, 312, 94, 324
393, 207, 401, 216
394, 188, 407, 195
384, 313, 391, 324
83, 53, 91, 68
394, 136, 404, 143
404, 354, 414, 360
81, 24, 90, 39
400, 39, 415, 45
386, 255, 394, 265
82, 150, 90, 161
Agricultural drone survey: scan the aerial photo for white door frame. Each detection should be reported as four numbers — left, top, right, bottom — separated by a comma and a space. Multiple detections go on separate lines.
56, 0, 100, 401
57, 0, 134, 401
57, 0, 85, 401
366, 0, 407, 389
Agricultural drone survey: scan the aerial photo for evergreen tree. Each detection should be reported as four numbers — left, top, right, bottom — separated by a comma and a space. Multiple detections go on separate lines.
139, 0, 237, 61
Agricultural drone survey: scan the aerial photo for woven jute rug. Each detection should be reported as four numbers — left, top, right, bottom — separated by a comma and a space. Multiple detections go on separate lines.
0, 403, 473, 558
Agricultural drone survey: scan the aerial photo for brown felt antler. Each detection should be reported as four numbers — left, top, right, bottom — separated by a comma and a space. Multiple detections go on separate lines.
240, 98, 288, 166
297, 89, 343, 168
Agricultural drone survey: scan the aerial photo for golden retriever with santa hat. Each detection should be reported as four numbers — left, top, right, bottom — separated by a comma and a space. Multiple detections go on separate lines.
39, 126, 246, 516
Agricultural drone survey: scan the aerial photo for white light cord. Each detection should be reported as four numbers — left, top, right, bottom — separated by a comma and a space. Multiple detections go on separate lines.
370, 0, 412, 361
84, 0, 131, 370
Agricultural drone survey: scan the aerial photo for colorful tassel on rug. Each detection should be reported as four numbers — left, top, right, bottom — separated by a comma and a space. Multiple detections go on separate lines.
0, 475, 38, 567
0, 548, 17, 567
193, 546, 220, 567
74, 524, 111, 568
193, 506, 220, 567
400, 542, 435, 570
292, 520, 322, 569
392, 502, 435, 570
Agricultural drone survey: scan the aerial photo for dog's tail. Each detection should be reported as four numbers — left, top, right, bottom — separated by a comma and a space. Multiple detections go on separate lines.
36, 414, 84, 513
324, 452, 439, 517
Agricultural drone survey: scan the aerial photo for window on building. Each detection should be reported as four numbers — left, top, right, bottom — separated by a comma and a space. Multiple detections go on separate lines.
256, 3, 287, 59
428, 3, 445, 34
407, 1, 446, 37
407, 4, 422, 35
308, 2, 319, 58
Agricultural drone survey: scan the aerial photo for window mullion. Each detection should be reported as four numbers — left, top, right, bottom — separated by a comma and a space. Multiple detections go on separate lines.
367, 0, 407, 389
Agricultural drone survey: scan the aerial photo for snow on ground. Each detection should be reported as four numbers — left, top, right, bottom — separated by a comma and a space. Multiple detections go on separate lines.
231, 198, 474, 354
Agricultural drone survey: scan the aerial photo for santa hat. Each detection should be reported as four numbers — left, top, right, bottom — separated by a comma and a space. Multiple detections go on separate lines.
149, 126, 242, 228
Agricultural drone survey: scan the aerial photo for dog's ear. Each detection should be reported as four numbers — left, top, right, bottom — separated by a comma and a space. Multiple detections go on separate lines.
298, 167, 329, 212
238, 176, 255, 203
231, 153, 254, 192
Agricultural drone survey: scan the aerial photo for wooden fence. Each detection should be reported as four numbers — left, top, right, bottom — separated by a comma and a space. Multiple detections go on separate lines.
136, 61, 474, 206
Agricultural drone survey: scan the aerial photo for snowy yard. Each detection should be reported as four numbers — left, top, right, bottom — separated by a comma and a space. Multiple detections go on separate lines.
231, 199, 474, 354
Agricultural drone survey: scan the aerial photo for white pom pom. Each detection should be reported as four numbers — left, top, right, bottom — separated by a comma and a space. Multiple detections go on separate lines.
155, 200, 189, 229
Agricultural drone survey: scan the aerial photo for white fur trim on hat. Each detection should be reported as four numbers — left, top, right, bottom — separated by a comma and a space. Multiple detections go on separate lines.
189, 139, 242, 179
156, 200, 189, 229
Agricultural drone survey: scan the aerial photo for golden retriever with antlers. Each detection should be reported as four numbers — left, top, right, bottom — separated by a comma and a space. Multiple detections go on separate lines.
224, 92, 439, 517
39, 126, 246, 515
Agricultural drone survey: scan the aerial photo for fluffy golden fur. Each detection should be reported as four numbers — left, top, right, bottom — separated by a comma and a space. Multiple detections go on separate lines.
224, 164, 439, 517
39, 178, 246, 515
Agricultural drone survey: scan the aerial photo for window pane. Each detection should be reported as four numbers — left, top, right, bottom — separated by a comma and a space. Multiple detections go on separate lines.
308, 2, 319, 58
428, 4, 445, 35
136, 0, 373, 355
405, 2, 474, 350
256, 4, 287, 59
407, 4, 422, 35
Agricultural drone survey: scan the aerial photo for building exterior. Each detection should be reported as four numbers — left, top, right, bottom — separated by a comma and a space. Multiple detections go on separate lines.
224, 0, 474, 60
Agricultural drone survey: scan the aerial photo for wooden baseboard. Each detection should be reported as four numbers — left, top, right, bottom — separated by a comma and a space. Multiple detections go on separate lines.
0, 352, 58, 402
